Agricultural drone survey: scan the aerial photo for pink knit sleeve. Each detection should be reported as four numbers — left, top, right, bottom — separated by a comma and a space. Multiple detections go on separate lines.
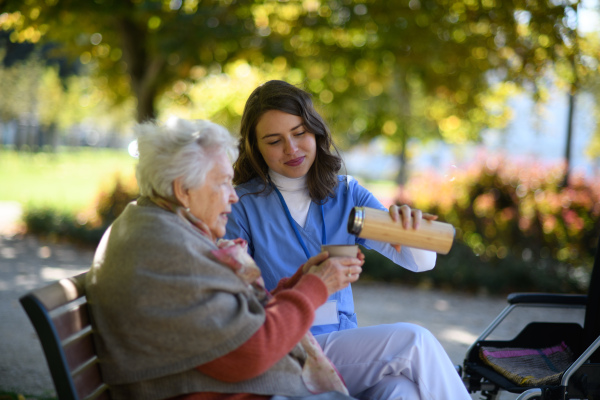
270, 264, 305, 295
196, 274, 327, 382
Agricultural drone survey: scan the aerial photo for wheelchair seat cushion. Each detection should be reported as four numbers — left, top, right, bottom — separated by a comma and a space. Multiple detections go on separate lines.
479, 341, 575, 387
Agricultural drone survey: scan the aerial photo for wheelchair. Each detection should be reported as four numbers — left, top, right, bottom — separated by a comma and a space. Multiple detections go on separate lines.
461, 234, 600, 400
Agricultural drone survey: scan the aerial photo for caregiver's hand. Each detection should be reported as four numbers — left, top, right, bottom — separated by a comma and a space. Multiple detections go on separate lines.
389, 204, 438, 252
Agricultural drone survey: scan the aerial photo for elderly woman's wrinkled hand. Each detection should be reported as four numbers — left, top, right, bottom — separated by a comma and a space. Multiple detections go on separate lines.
306, 254, 363, 296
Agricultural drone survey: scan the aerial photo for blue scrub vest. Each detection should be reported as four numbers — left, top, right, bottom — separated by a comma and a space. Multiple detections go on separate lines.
225, 176, 389, 335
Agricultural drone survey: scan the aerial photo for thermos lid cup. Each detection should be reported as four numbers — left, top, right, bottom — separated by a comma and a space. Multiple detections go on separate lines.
321, 244, 359, 258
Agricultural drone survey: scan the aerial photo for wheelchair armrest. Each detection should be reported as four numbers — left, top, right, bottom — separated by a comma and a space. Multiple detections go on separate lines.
507, 293, 587, 306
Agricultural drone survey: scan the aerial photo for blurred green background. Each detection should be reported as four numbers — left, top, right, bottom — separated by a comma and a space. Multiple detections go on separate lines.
0, 148, 135, 212
1, 0, 600, 297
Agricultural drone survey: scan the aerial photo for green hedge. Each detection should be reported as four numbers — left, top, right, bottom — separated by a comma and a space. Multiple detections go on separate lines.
23, 174, 138, 246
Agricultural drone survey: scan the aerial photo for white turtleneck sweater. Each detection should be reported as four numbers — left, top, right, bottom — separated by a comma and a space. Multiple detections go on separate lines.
268, 169, 436, 271
269, 170, 312, 227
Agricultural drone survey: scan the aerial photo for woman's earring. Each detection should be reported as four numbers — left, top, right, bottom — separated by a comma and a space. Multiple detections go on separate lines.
185, 207, 191, 213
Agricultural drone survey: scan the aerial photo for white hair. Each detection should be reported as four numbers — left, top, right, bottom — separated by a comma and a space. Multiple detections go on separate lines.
135, 118, 238, 199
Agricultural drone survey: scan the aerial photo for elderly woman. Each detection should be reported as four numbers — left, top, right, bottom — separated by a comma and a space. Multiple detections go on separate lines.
86, 118, 468, 400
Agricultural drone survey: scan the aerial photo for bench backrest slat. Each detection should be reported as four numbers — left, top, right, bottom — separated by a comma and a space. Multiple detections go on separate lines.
20, 272, 110, 400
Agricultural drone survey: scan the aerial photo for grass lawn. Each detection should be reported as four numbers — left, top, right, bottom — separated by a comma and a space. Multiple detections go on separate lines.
0, 147, 137, 213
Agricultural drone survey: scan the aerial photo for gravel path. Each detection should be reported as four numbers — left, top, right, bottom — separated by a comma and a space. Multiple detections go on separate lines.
0, 233, 93, 397
2, 202, 575, 399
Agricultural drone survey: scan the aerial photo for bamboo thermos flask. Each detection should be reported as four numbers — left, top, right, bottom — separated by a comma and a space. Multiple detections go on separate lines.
347, 207, 456, 254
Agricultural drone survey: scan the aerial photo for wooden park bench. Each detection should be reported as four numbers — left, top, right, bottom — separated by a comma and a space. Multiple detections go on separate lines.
20, 272, 110, 400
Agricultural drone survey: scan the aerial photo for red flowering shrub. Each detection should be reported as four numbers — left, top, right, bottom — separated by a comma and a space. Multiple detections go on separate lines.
363, 155, 599, 295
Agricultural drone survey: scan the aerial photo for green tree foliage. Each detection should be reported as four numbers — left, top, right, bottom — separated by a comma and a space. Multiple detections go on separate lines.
0, 0, 260, 122
253, 0, 591, 144
0, 50, 135, 147
579, 31, 600, 160
0, 0, 596, 155
0, 50, 43, 122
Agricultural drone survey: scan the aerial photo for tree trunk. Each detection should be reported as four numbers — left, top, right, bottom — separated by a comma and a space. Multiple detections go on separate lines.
397, 125, 408, 185
561, 4, 579, 188
136, 86, 157, 123
117, 15, 164, 122
561, 86, 575, 187
392, 72, 411, 186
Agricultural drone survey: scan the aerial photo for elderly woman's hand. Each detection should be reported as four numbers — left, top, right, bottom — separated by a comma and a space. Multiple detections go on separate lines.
304, 253, 363, 296
389, 205, 438, 252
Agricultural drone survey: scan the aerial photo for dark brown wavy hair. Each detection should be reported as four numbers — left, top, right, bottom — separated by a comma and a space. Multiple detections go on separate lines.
234, 80, 343, 203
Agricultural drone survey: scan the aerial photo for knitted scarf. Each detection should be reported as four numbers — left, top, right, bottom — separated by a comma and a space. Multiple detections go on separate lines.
150, 195, 349, 395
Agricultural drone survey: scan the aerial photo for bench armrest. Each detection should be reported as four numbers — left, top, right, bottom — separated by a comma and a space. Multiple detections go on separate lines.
507, 293, 587, 306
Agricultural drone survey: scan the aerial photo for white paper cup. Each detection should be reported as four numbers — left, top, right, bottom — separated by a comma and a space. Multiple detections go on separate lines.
321, 244, 359, 258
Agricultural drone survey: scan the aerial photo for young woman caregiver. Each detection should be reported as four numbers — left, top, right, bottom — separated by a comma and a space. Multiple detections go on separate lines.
225, 80, 471, 400
227, 79, 438, 334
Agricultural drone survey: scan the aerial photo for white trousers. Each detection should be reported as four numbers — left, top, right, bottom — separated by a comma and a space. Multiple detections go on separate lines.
315, 323, 471, 400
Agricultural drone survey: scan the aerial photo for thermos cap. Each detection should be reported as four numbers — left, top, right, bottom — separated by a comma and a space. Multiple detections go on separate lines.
346, 206, 455, 254
347, 207, 365, 235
